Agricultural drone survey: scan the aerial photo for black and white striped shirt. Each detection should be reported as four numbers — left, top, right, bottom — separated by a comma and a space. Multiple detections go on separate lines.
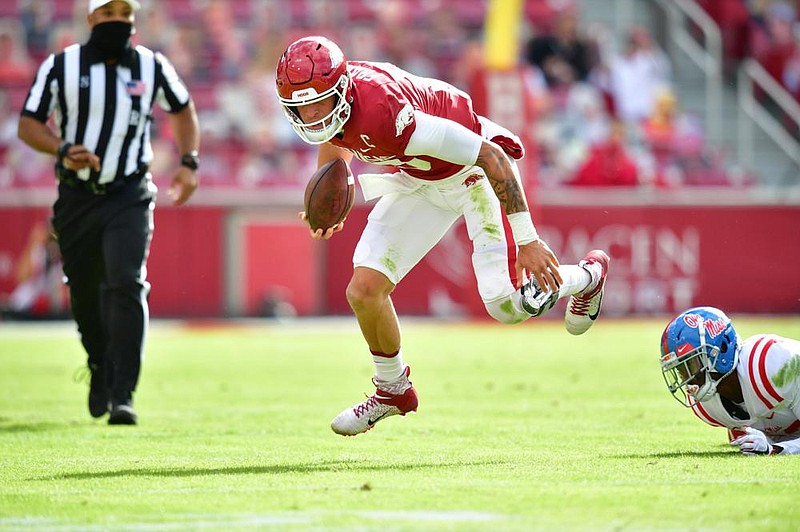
22, 43, 191, 185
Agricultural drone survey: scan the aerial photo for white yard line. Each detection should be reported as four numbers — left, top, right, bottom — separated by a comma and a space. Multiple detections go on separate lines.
0, 510, 510, 531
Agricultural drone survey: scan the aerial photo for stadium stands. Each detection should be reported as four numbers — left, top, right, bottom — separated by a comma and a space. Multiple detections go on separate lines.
0, 0, 783, 193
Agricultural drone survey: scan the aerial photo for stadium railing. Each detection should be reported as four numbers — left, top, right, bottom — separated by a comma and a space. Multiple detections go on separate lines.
737, 59, 800, 177
651, 0, 723, 150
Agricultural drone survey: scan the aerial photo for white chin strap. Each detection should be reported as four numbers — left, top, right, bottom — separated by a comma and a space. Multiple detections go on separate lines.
689, 379, 718, 402
292, 115, 344, 144
688, 316, 717, 403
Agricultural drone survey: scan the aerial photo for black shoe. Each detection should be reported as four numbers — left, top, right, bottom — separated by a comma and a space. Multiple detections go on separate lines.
108, 401, 137, 425
88, 364, 109, 418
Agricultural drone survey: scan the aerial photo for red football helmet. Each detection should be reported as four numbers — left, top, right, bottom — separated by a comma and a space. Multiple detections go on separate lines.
275, 36, 352, 144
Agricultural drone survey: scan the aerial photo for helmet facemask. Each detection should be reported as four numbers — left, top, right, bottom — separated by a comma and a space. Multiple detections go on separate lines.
278, 73, 351, 145
660, 315, 738, 407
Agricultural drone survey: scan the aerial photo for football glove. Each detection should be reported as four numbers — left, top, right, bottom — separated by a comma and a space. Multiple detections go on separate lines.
730, 427, 777, 455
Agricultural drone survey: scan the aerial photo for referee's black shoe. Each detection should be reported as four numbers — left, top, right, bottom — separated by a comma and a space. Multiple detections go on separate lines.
88, 364, 109, 418
108, 400, 137, 425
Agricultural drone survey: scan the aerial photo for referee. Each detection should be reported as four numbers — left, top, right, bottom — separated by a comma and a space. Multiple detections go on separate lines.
17, 0, 200, 425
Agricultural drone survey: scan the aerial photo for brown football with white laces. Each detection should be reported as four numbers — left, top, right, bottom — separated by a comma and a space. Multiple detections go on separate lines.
303, 158, 355, 232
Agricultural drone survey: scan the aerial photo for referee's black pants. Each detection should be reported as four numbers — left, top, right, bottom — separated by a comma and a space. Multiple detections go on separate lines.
52, 177, 155, 405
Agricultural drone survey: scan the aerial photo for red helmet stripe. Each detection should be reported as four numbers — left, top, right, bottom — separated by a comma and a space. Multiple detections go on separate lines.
660, 322, 671, 356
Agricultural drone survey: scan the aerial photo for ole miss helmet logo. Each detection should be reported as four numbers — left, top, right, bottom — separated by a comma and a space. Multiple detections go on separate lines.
683, 314, 727, 338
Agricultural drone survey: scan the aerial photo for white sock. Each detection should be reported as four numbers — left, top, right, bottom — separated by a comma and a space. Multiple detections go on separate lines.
556, 265, 592, 298
372, 349, 405, 383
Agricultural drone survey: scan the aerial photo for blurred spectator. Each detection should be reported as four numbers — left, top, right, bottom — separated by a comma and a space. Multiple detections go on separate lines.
383, 26, 436, 78
753, 1, 798, 83
780, 29, 800, 137
0, 0, 759, 191
1, 219, 69, 321
347, 24, 388, 63
200, 0, 247, 81
608, 26, 671, 125
19, 0, 53, 63
0, 89, 15, 187
563, 82, 611, 147
214, 30, 299, 186
250, 0, 292, 36
569, 120, 638, 187
49, 23, 79, 54
0, 89, 51, 188
750, 1, 799, 136
748, 0, 774, 26
525, 4, 595, 89
168, 25, 212, 83
134, 5, 173, 54
537, 81, 611, 185
640, 88, 682, 172
357, 0, 436, 78
749, 0, 790, 54
303, 0, 348, 41
637, 88, 734, 188
783, 30, 800, 103
697, 0, 752, 77
134, 8, 212, 84
524, 0, 561, 35
0, 21, 34, 86
425, 5, 470, 82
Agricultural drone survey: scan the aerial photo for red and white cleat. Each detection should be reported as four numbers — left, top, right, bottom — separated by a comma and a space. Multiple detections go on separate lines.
331, 366, 418, 436
565, 250, 610, 335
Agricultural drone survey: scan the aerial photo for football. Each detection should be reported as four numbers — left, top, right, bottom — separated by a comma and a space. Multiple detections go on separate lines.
303, 158, 355, 232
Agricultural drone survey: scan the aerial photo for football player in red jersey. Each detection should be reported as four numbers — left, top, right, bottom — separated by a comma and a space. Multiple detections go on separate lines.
661, 306, 800, 455
276, 36, 611, 436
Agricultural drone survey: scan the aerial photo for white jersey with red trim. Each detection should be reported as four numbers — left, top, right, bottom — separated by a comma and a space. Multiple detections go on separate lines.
689, 334, 800, 452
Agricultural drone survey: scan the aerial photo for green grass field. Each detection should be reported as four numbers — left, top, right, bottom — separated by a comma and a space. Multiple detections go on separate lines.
1, 316, 799, 531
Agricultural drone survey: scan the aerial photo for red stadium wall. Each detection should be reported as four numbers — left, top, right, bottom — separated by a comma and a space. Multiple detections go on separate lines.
147, 208, 225, 317
233, 214, 321, 316
323, 204, 800, 316
538, 205, 800, 315
0, 207, 226, 318
1, 204, 798, 317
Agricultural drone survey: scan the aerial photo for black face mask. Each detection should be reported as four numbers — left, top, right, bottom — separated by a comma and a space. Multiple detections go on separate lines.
87, 21, 133, 61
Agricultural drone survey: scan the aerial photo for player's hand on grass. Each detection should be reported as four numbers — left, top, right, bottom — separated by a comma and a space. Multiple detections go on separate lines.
731, 427, 774, 455
516, 239, 562, 292
299, 211, 345, 240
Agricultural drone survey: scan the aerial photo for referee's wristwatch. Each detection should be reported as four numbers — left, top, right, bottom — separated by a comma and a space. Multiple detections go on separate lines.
57, 141, 73, 164
180, 151, 199, 171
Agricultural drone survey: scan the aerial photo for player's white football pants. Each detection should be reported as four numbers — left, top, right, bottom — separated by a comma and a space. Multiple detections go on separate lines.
354, 155, 533, 323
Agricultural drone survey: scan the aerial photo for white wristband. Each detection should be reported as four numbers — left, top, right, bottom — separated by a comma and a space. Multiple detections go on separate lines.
507, 212, 539, 246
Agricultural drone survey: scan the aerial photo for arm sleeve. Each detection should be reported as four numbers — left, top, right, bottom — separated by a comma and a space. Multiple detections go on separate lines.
404, 110, 482, 166
154, 51, 191, 113
773, 390, 800, 454
21, 54, 57, 122
766, 339, 800, 454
